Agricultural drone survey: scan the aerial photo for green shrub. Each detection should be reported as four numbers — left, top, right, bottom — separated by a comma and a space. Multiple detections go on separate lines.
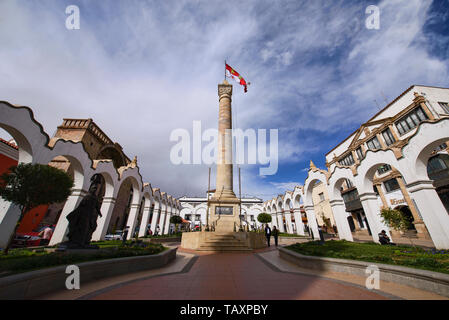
257, 213, 272, 224
285, 240, 449, 274
0, 242, 165, 276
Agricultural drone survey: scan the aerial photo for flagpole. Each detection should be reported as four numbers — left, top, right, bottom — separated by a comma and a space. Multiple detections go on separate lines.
224, 60, 226, 81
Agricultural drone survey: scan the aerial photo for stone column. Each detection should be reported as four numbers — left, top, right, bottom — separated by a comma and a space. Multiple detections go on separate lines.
214, 80, 235, 199
49, 189, 87, 246
138, 204, 152, 238
125, 204, 141, 240
329, 199, 353, 241
377, 133, 387, 149
374, 184, 388, 208
359, 192, 391, 243
284, 211, 293, 234
407, 180, 449, 249
293, 208, 305, 236
92, 197, 116, 241
304, 205, 319, 240
388, 124, 400, 142
396, 176, 430, 239
150, 207, 160, 234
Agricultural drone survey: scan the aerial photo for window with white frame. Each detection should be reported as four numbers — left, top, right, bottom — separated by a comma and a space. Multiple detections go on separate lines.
367, 136, 381, 150
395, 106, 428, 135
381, 128, 396, 146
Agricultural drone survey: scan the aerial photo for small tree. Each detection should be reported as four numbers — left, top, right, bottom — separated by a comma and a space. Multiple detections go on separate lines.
257, 213, 272, 231
380, 207, 414, 247
0, 163, 74, 254
170, 215, 183, 233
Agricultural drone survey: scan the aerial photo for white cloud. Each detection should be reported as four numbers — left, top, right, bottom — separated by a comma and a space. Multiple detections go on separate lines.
0, 0, 447, 200
270, 181, 302, 191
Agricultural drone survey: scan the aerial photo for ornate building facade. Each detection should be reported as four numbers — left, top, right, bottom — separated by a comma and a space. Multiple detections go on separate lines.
265, 85, 449, 249
0, 102, 180, 248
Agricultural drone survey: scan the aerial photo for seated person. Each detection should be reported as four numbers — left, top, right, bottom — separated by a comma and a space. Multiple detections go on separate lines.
378, 230, 395, 245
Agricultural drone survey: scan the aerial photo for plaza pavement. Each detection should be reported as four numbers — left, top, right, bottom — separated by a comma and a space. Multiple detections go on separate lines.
38, 242, 447, 300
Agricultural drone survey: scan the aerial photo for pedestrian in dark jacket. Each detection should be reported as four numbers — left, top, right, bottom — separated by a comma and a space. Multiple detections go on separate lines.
122, 227, 129, 245
264, 225, 272, 247
272, 226, 279, 247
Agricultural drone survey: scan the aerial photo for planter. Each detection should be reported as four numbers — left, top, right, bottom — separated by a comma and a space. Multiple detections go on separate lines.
279, 247, 449, 297
0, 247, 177, 300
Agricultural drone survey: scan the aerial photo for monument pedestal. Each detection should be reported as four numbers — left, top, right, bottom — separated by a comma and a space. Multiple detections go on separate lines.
209, 196, 241, 233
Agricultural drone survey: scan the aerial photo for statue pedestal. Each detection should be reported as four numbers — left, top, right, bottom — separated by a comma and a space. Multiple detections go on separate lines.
181, 231, 267, 251
208, 196, 241, 233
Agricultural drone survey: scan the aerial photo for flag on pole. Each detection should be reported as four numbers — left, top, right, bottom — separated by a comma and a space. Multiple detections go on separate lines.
225, 63, 250, 93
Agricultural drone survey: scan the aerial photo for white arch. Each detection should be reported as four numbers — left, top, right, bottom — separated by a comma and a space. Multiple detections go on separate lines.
0, 101, 50, 164
137, 183, 154, 237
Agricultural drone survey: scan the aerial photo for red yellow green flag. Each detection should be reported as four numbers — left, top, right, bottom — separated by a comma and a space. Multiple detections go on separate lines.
225, 63, 249, 93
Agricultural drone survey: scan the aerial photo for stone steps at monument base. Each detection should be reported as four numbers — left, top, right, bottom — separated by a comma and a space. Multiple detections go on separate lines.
207, 237, 238, 241
196, 246, 253, 252
199, 235, 252, 251
201, 242, 249, 247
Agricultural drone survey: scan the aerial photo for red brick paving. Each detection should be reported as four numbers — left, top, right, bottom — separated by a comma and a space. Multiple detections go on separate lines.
90, 248, 388, 300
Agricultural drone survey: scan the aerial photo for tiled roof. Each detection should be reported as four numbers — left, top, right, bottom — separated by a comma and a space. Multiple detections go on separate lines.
0, 138, 18, 150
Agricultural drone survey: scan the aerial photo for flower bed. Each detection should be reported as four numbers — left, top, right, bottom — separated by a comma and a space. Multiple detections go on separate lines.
0, 241, 165, 276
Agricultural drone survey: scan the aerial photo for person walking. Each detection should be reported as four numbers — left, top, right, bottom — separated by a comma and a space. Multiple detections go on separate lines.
264, 224, 272, 247
122, 227, 129, 245
272, 225, 279, 247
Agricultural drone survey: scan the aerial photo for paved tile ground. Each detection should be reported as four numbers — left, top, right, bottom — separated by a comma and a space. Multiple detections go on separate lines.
88, 247, 389, 300
39, 242, 447, 300
40, 248, 195, 300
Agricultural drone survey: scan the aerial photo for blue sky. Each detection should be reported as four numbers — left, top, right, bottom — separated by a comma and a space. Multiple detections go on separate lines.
1, 0, 448, 200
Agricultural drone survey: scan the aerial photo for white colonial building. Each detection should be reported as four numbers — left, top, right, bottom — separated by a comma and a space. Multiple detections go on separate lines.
0, 101, 181, 248
268, 85, 449, 249
179, 193, 264, 230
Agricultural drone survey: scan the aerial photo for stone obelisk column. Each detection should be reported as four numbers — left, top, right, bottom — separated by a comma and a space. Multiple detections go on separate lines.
209, 80, 241, 232
215, 80, 236, 199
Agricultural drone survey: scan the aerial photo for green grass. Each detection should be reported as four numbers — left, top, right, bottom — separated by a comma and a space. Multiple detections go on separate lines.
0, 241, 166, 276
279, 232, 309, 238
141, 232, 182, 238
286, 240, 449, 274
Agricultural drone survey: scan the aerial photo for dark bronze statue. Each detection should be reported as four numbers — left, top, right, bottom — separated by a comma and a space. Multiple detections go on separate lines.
61, 174, 103, 249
